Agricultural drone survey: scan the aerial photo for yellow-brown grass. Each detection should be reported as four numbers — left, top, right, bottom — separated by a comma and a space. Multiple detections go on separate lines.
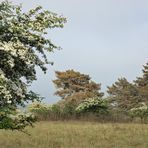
0, 121, 148, 148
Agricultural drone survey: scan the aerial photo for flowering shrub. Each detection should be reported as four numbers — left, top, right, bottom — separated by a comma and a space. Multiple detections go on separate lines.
28, 102, 53, 120
76, 97, 108, 114
129, 103, 148, 121
28, 101, 52, 113
0, 109, 35, 130
0, 1, 66, 130
28, 101, 77, 120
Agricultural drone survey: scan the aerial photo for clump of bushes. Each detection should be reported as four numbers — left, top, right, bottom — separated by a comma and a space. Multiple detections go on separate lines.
28, 100, 148, 123
129, 103, 148, 123
28, 102, 53, 120
0, 109, 35, 130
28, 101, 76, 120
28, 97, 109, 121
76, 97, 108, 114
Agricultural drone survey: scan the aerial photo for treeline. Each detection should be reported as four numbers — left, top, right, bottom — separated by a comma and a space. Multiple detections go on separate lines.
28, 63, 148, 123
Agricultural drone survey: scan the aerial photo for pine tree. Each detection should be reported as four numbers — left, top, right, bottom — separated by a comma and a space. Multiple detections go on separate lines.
135, 62, 148, 104
107, 78, 140, 111
53, 70, 104, 105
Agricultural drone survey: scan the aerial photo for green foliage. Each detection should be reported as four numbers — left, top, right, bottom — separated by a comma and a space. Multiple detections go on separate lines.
0, 0, 66, 130
129, 103, 148, 121
0, 109, 36, 130
28, 101, 53, 120
29, 102, 63, 120
62, 102, 76, 116
28, 101, 76, 120
76, 97, 108, 114
28, 101, 52, 112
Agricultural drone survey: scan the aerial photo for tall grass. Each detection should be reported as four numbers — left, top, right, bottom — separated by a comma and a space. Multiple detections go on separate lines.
0, 121, 148, 148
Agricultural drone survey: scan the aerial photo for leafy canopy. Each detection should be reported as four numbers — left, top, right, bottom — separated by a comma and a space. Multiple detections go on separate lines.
0, 0, 66, 130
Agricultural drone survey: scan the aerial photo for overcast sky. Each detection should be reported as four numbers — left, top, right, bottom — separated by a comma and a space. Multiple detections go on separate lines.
9, 0, 148, 103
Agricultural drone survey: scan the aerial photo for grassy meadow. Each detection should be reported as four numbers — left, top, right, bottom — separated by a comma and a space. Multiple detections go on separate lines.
0, 121, 148, 148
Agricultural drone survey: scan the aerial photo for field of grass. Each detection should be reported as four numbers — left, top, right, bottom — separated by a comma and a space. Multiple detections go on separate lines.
0, 121, 148, 148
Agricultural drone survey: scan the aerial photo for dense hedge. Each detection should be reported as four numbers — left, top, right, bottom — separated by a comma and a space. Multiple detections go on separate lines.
28, 99, 148, 123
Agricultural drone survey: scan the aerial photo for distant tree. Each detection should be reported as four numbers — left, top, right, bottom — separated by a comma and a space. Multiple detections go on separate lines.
107, 78, 141, 111
135, 62, 148, 104
0, 1, 66, 130
53, 70, 104, 105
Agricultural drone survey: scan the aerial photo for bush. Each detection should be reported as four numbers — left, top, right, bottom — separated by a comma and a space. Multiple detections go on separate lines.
129, 103, 148, 122
76, 97, 108, 114
0, 109, 35, 130
28, 101, 76, 120
28, 102, 52, 120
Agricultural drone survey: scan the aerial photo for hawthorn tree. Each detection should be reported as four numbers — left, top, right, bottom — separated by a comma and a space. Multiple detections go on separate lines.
0, 1, 66, 130
76, 97, 108, 114
53, 70, 104, 106
129, 103, 148, 122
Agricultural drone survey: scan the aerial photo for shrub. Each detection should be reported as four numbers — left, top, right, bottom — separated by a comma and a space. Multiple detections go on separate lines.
0, 109, 35, 130
129, 103, 148, 122
28, 102, 52, 120
76, 97, 108, 114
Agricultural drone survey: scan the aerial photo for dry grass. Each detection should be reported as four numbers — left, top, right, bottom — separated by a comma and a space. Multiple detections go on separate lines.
0, 121, 148, 148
